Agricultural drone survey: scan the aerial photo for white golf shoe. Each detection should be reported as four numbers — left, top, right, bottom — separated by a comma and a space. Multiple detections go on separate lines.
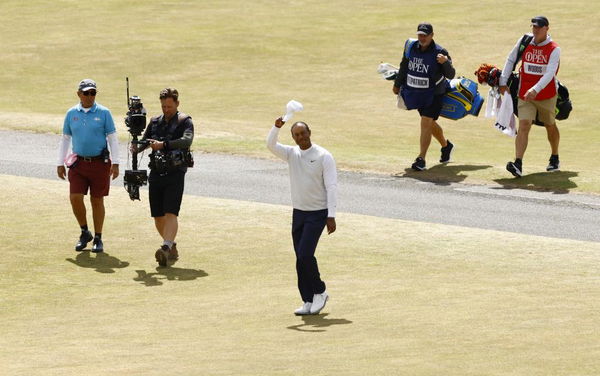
294, 302, 312, 316
309, 291, 329, 314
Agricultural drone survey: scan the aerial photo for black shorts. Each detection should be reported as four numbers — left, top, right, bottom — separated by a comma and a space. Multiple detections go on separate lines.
418, 94, 444, 120
148, 170, 185, 217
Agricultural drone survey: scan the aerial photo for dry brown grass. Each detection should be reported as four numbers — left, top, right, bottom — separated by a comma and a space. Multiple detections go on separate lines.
1, 174, 599, 375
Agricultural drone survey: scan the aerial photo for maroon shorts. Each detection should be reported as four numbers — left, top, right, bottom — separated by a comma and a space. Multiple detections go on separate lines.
68, 159, 112, 197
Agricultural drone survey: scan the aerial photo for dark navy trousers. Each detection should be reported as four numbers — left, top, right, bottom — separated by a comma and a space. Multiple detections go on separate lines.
292, 208, 328, 303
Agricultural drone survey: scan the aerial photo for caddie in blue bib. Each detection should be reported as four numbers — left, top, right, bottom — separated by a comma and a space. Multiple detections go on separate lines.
401, 38, 447, 110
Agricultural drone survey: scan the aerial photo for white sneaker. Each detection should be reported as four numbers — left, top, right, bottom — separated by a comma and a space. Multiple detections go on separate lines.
294, 302, 312, 316
309, 291, 329, 314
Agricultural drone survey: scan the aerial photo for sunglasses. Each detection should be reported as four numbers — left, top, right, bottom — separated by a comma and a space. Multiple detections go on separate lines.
82, 90, 97, 96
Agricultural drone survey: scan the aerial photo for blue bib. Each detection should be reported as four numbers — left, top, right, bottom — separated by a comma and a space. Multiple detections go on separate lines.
401, 39, 443, 110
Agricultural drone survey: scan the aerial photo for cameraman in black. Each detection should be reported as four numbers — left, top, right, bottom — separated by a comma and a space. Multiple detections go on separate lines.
131, 88, 194, 266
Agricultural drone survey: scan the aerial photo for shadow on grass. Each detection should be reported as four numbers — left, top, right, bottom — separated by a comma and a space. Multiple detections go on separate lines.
133, 267, 209, 286
393, 163, 493, 186
493, 170, 578, 194
287, 313, 353, 332
66, 252, 130, 274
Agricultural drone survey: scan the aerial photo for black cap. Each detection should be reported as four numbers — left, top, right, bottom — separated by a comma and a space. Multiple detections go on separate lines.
417, 23, 433, 35
531, 16, 549, 27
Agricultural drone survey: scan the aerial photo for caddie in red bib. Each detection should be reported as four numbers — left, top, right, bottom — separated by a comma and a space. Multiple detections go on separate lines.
499, 16, 562, 177
519, 40, 559, 100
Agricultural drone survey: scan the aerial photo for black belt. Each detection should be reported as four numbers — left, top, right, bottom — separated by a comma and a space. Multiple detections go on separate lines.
78, 155, 104, 162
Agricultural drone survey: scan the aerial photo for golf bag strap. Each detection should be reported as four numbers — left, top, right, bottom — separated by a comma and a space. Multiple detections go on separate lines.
404, 38, 418, 59
512, 34, 534, 72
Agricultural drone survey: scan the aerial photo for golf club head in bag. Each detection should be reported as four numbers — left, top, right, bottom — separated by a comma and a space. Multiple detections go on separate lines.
377, 62, 399, 81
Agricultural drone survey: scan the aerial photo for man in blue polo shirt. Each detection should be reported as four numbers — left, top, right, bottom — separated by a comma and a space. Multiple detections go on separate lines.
57, 79, 120, 253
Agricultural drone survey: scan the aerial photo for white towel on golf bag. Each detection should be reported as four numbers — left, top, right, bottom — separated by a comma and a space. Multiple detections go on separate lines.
494, 92, 517, 137
485, 87, 500, 118
397, 94, 407, 110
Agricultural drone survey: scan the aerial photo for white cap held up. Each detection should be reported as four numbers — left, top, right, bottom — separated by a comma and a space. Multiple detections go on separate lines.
282, 100, 303, 122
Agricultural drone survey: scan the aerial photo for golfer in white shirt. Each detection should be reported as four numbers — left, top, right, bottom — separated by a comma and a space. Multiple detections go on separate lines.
267, 117, 337, 315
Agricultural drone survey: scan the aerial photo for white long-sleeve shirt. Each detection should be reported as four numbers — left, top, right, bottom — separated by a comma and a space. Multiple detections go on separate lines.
57, 132, 120, 165
267, 126, 337, 217
500, 33, 561, 94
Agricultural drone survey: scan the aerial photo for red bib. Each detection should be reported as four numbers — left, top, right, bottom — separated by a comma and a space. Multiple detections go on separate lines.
519, 41, 559, 100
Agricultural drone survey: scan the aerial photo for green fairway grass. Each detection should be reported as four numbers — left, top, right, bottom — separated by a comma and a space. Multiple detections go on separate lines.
0, 0, 599, 193
1, 174, 599, 375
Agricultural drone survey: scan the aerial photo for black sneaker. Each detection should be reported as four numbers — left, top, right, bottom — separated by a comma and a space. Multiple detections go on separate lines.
411, 157, 426, 171
506, 160, 522, 178
75, 230, 93, 252
546, 155, 560, 172
155, 245, 170, 267
91, 237, 104, 253
169, 243, 179, 261
440, 140, 454, 163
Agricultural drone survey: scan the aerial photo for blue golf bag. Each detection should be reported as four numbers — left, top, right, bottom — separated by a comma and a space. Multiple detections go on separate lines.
377, 62, 484, 120
440, 77, 484, 120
